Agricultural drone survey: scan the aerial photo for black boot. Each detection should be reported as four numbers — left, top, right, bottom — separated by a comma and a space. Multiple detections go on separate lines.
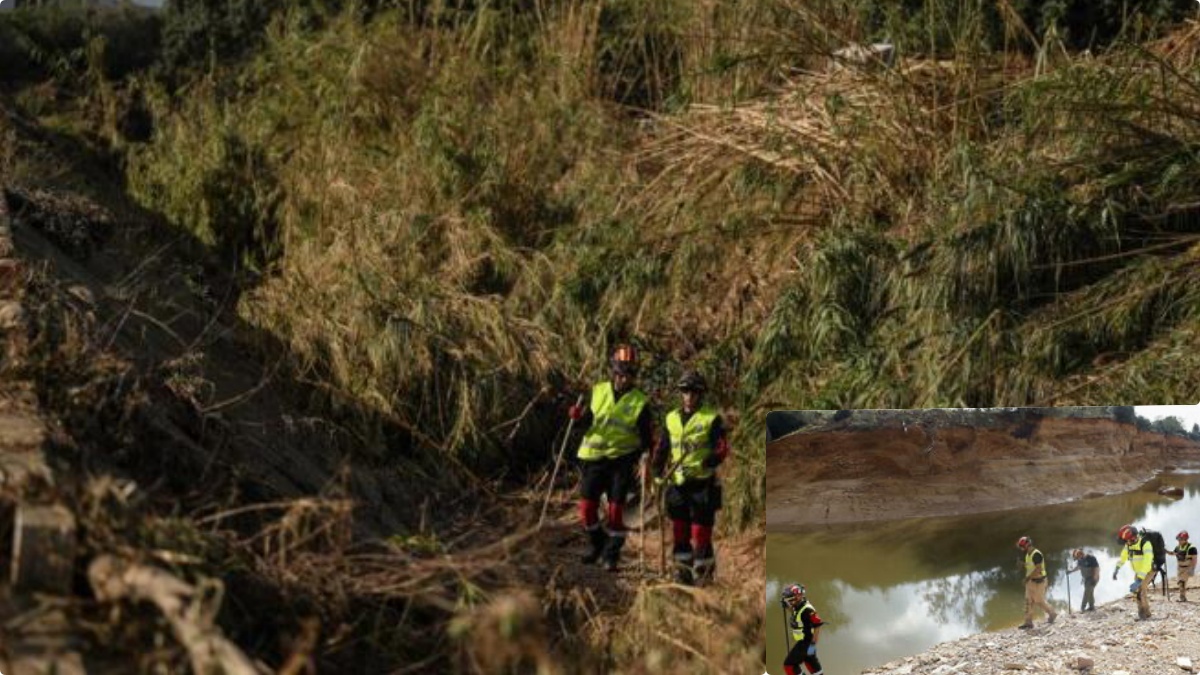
693, 545, 716, 587
601, 531, 627, 572
582, 526, 608, 565
673, 546, 694, 585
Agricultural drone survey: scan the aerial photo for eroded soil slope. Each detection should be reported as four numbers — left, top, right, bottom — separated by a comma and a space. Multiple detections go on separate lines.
767, 413, 1200, 529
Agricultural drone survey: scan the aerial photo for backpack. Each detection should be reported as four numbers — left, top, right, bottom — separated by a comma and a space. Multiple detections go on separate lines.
1139, 528, 1168, 569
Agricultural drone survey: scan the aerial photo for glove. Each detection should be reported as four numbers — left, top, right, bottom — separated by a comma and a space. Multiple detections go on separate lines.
1112, 569, 1118, 581
1130, 579, 1141, 593
806, 645, 816, 657
568, 405, 583, 420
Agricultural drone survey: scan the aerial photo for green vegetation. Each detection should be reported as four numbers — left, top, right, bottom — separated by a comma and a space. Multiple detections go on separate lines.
6, 0, 1200, 671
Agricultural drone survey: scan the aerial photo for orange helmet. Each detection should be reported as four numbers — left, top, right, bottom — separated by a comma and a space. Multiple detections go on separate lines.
610, 343, 639, 375
1118, 525, 1138, 542
1016, 536, 1032, 549
1179, 530, 1190, 541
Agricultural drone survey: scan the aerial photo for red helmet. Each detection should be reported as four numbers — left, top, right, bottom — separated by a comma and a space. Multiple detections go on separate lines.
1179, 530, 1190, 541
781, 583, 806, 602
1016, 536, 1032, 549
1118, 525, 1138, 542
610, 343, 639, 375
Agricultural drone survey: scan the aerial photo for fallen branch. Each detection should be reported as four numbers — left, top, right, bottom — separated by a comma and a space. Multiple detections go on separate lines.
88, 555, 261, 675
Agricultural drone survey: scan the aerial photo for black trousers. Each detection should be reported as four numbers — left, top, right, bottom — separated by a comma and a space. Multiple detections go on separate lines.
579, 452, 639, 505
665, 478, 721, 527
783, 640, 823, 674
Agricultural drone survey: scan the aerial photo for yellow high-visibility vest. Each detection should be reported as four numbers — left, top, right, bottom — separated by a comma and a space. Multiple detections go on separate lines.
666, 406, 718, 485
1025, 548, 1046, 580
790, 601, 819, 643
577, 382, 648, 461
1118, 537, 1154, 578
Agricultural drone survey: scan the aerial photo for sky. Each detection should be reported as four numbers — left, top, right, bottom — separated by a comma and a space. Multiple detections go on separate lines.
1134, 404, 1200, 430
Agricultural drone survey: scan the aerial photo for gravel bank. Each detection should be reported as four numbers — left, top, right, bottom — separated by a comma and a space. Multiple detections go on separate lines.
863, 583, 1200, 674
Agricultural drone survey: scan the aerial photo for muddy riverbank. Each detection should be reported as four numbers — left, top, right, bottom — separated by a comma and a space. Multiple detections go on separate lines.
765, 471, 1200, 674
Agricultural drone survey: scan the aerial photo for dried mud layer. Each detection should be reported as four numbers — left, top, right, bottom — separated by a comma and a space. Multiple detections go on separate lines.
863, 580, 1200, 675
767, 415, 1200, 529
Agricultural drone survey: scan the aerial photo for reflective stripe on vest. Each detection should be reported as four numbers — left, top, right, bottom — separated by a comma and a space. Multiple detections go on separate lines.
578, 382, 648, 460
1128, 538, 1154, 577
1025, 549, 1045, 580
666, 406, 718, 485
1177, 543, 1198, 562
791, 601, 816, 643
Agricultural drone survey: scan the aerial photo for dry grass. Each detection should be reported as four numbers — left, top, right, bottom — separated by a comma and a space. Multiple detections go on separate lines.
10, 0, 1200, 672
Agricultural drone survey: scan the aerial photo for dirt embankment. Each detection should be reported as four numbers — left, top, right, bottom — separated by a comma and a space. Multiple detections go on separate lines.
0, 175, 767, 672
767, 414, 1200, 529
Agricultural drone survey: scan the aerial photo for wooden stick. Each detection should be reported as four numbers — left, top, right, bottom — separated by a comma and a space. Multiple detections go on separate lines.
639, 455, 647, 575
538, 394, 584, 528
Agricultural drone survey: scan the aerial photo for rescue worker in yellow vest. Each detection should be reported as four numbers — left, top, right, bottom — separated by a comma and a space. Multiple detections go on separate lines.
651, 369, 729, 586
569, 344, 654, 571
1173, 530, 1197, 602
781, 583, 824, 675
1016, 536, 1057, 629
1113, 524, 1155, 620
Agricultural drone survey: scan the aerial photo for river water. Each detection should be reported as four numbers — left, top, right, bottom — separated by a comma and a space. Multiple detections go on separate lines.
765, 472, 1200, 674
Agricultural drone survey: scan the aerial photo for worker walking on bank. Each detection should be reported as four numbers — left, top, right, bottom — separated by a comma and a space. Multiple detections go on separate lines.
1067, 548, 1100, 612
1173, 531, 1197, 602
1016, 536, 1057, 629
651, 369, 729, 586
569, 344, 654, 571
781, 583, 824, 675
1113, 524, 1155, 620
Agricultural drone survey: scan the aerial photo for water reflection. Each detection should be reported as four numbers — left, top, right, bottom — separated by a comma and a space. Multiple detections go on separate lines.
765, 472, 1200, 674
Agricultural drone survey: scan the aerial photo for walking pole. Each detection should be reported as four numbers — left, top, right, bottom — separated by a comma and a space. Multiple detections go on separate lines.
781, 601, 792, 654
658, 476, 668, 575
538, 394, 584, 528
639, 455, 647, 575
1065, 555, 1072, 616
655, 454, 690, 577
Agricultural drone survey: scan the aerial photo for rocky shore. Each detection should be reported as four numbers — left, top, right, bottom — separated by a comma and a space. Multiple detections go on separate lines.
863, 585, 1200, 674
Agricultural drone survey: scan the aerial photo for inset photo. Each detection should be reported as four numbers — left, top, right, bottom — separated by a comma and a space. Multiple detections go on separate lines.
766, 405, 1200, 675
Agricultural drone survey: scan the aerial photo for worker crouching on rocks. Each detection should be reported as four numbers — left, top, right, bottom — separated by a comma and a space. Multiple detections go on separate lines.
1174, 530, 1197, 602
1113, 524, 1154, 620
1067, 548, 1100, 612
651, 369, 729, 586
570, 344, 655, 572
781, 583, 824, 675
1016, 536, 1057, 629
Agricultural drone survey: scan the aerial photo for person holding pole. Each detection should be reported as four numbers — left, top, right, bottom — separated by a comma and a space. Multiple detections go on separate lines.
781, 583, 825, 675
568, 344, 655, 571
1113, 524, 1155, 620
1067, 548, 1100, 612
650, 369, 729, 586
